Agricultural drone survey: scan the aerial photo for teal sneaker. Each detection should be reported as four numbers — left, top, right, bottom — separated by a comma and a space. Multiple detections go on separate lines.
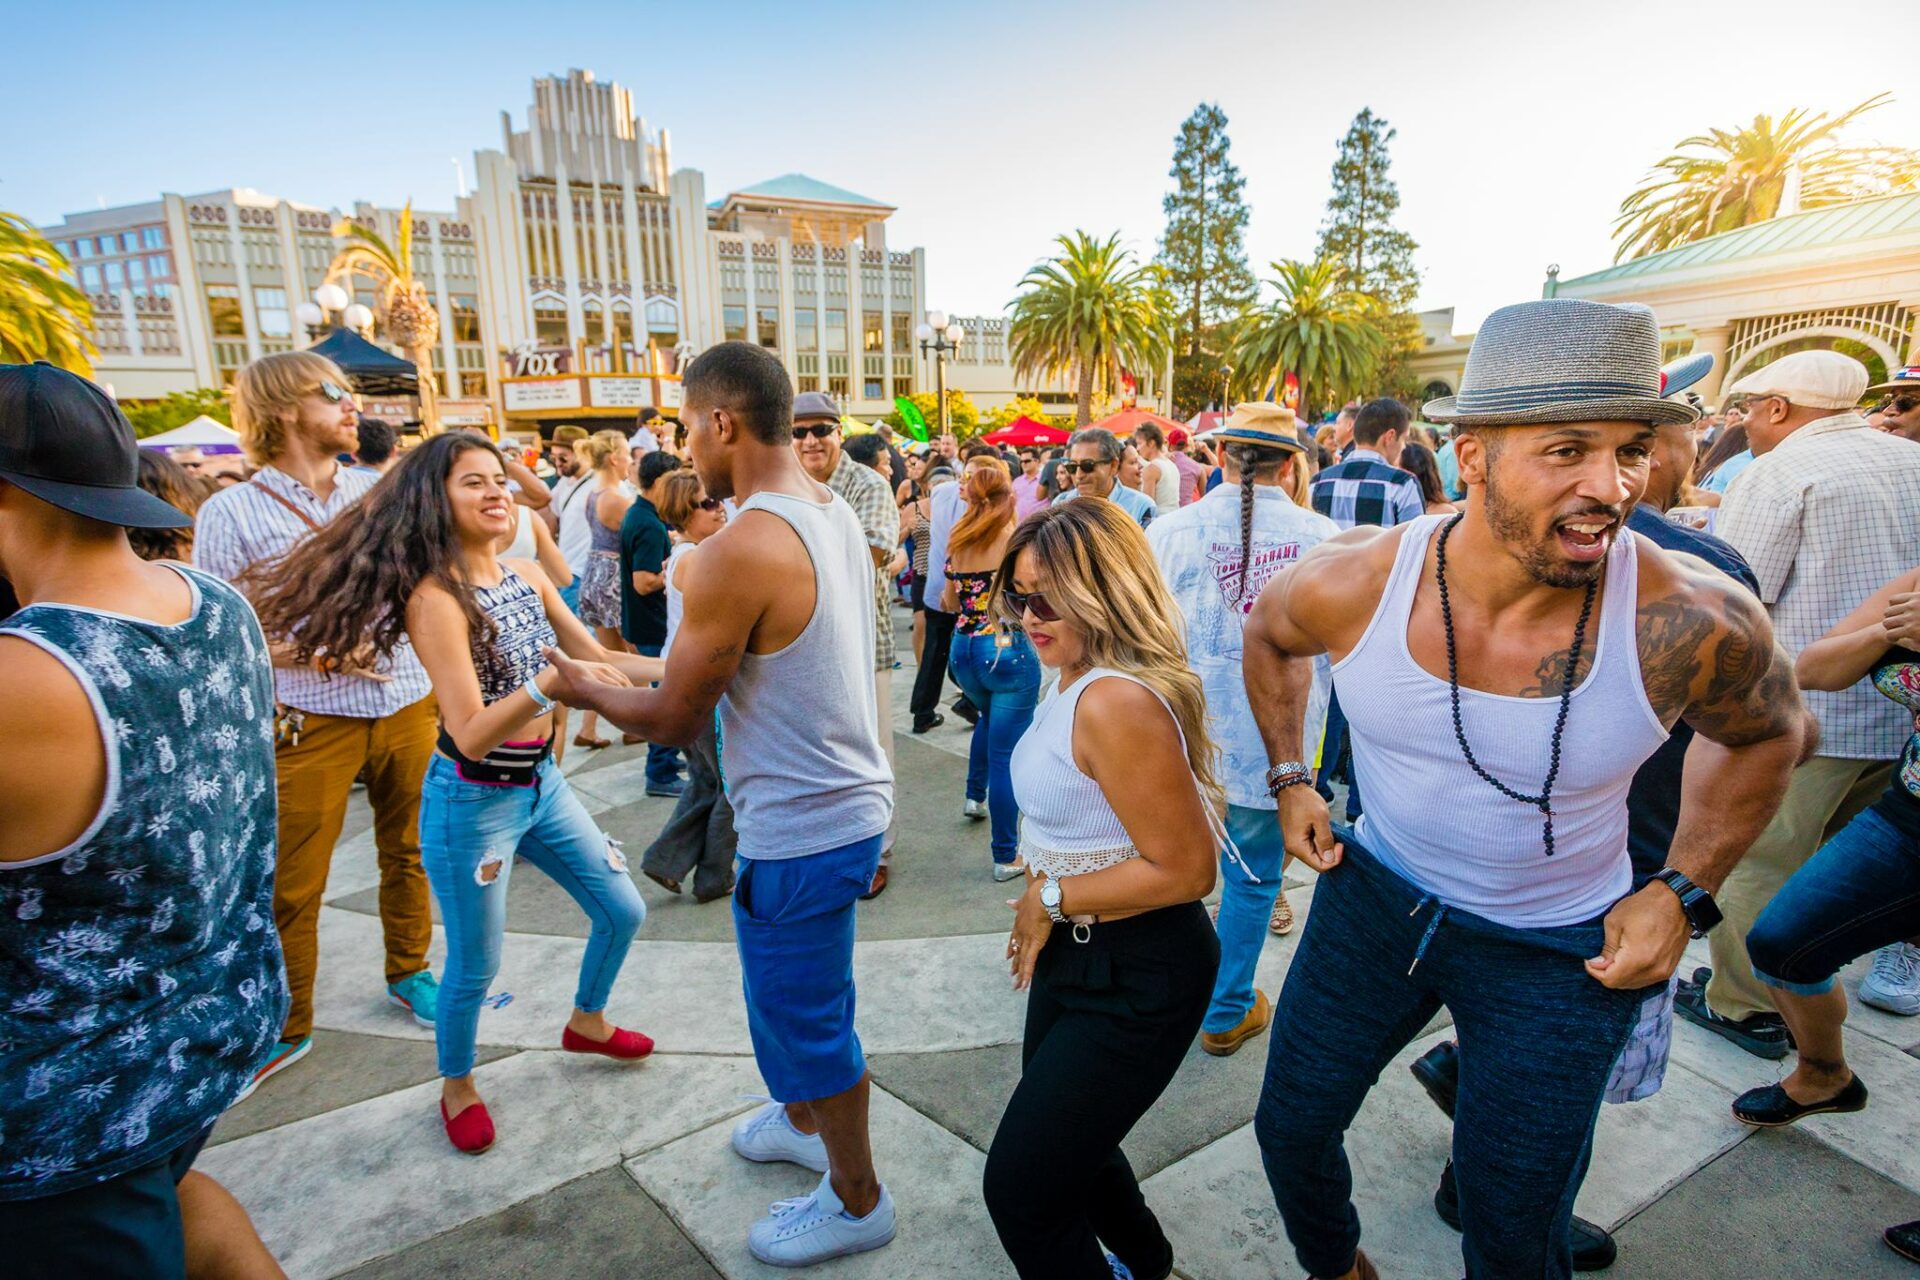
387, 970, 440, 1028
233, 1035, 312, 1105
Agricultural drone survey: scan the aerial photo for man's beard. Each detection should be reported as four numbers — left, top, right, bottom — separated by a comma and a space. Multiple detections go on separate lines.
1483, 464, 1610, 589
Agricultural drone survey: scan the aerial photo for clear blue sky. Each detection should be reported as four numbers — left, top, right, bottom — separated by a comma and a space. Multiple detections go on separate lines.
9, 0, 1912, 333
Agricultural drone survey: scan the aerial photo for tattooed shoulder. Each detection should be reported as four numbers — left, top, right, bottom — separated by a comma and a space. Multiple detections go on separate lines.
1634, 595, 1716, 723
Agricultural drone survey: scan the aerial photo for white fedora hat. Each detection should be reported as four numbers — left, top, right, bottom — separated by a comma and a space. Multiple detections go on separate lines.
1424, 299, 1700, 428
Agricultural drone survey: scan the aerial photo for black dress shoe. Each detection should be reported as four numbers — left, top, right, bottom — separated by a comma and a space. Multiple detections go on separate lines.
1732, 1075, 1868, 1127
950, 695, 979, 726
910, 713, 945, 734
1884, 1219, 1920, 1263
1435, 1161, 1617, 1271
1672, 976, 1789, 1060
1410, 1040, 1460, 1120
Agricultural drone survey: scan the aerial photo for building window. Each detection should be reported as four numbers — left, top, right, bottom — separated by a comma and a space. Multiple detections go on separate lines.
127, 259, 145, 287
828, 376, 849, 400
534, 303, 569, 347
121, 232, 140, 253
864, 379, 883, 400
794, 307, 817, 350
758, 306, 778, 349
460, 371, 488, 397
206, 285, 245, 337
450, 294, 481, 343
253, 286, 290, 337
143, 226, 165, 249
151, 282, 172, 300
75, 238, 94, 258
724, 305, 747, 342
80, 263, 102, 291
148, 254, 171, 278
863, 312, 883, 352
611, 304, 634, 352
825, 308, 847, 351
103, 262, 124, 290
892, 313, 911, 354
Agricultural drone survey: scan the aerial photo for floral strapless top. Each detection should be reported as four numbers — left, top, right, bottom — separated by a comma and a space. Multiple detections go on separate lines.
947, 564, 997, 636
1872, 647, 1920, 802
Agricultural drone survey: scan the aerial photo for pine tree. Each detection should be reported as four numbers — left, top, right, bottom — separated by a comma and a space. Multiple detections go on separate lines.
1156, 104, 1256, 412
1317, 108, 1420, 309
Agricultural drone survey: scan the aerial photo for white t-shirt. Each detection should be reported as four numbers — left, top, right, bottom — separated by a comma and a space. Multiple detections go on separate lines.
662, 542, 697, 658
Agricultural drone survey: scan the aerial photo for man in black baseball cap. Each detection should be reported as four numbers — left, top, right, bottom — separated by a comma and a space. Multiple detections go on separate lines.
0, 361, 192, 529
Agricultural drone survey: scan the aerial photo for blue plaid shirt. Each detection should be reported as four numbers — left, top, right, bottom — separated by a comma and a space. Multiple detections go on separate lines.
1309, 448, 1425, 530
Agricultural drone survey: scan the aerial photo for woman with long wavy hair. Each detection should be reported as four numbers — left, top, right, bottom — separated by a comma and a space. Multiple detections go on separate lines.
568, 430, 635, 748
982, 498, 1222, 1280
249, 432, 662, 1155
941, 462, 1041, 879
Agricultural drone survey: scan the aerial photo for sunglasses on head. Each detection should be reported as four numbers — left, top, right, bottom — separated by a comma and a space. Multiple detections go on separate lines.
1062, 459, 1109, 475
792, 423, 838, 440
999, 588, 1062, 623
316, 380, 350, 404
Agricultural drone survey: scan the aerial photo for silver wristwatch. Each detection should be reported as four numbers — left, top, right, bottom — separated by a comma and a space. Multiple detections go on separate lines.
1265, 760, 1313, 797
1038, 877, 1068, 925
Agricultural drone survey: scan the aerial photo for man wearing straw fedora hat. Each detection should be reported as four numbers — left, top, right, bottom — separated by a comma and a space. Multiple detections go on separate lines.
1241, 298, 1814, 1280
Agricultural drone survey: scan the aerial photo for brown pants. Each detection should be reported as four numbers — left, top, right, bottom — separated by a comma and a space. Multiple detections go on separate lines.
273, 697, 437, 1042
1706, 754, 1893, 1022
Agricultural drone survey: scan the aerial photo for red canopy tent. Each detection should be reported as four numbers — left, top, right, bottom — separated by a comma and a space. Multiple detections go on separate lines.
1187, 410, 1225, 437
981, 416, 1069, 447
1087, 408, 1186, 439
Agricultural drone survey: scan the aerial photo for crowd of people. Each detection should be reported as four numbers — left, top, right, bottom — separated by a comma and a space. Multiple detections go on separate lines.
3, 296, 1920, 1279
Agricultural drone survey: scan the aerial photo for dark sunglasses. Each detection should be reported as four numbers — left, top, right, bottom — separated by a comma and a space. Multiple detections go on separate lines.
792, 423, 838, 440
316, 379, 350, 404
696, 497, 724, 513
1891, 395, 1919, 415
999, 588, 1062, 623
1062, 459, 1109, 475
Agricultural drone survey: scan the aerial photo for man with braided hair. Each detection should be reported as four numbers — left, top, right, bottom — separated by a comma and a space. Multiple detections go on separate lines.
1147, 402, 1338, 1058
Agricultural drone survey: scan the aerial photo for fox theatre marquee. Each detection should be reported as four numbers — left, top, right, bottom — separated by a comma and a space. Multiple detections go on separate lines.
498, 343, 683, 432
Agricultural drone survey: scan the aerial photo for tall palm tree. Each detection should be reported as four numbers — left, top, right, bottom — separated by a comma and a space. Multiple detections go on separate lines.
1008, 231, 1168, 427
327, 201, 441, 428
1613, 93, 1919, 261
1231, 256, 1385, 419
0, 213, 95, 374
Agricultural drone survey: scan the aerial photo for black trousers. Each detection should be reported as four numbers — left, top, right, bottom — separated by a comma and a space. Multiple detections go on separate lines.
911, 606, 959, 721
984, 901, 1218, 1279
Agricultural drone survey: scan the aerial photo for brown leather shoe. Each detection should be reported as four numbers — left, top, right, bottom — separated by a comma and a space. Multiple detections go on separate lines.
859, 864, 889, 900
1314, 1250, 1379, 1280
1201, 988, 1272, 1057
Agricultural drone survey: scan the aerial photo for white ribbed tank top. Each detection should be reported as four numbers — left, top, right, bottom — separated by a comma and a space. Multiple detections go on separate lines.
1334, 514, 1667, 927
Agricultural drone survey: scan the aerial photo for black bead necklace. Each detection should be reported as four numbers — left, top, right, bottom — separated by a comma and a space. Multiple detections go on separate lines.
1433, 514, 1598, 858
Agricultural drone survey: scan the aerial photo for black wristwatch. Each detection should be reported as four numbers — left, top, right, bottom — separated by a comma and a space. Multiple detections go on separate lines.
1652, 868, 1723, 938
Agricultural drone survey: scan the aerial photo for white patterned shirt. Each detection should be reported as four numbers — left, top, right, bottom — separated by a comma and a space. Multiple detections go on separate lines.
1718, 412, 1920, 759
193, 463, 433, 719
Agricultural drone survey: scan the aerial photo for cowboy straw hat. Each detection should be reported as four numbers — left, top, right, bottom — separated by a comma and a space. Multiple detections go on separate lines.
1867, 365, 1920, 398
1423, 299, 1700, 428
1213, 401, 1308, 453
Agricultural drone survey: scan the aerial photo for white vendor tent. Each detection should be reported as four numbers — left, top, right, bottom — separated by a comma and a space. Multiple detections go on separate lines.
139, 416, 242, 452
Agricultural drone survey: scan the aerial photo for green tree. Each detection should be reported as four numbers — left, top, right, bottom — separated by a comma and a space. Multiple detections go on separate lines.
1157, 104, 1256, 418
0, 213, 95, 374
1613, 93, 1919, 261
885, 388, 980, 440
1317, 108, 1421, 310
1231, 257, 1386, 421
980, 395, 1058, 432
1008, 231, 1168, 427
123, 387, 232, 439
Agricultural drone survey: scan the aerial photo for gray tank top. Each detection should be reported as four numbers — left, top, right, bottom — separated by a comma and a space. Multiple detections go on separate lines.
718, 487, 893, 858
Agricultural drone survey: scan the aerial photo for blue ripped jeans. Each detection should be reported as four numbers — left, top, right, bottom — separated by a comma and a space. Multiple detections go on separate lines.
1204, 804, 1288, 1034
419, 754, 645, 1078
948, 629, 1041, 863
1256, 832, 1646, 1280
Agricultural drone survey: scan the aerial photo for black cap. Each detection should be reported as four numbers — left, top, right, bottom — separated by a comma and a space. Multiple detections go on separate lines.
0, 361, 190, 529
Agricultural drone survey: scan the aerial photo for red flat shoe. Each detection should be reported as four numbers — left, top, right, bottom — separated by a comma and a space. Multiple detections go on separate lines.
562, 1025, 655, 1060
441, 1098, 495, 1154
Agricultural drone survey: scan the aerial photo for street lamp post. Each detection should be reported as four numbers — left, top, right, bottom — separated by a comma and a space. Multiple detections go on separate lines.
915, 309, 966, 440
299, 283, 352, 342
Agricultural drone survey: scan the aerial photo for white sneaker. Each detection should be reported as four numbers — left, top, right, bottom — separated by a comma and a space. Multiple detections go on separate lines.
1861, 942, 1920, 1015
748, 1173, 896, 1267
731, 1100, 829, 1172
963, 797, 989, 821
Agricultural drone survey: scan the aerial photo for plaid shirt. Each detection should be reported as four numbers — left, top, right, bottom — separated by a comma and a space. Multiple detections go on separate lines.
1719, 412, 1920, 759
827, 450, 900, 672
1309, 448, 1426, 530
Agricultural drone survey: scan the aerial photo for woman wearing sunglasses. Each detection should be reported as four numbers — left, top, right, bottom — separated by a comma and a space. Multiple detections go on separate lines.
250, 431, 663, 1155
981, 499, 1222, 1280
639, 472, 739, 903
940, 463, 1041, 879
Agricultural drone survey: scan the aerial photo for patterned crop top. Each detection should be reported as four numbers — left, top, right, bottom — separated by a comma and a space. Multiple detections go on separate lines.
946, 563, 997, 636
472, 570, 558, 705
1872, 646, 1920, 806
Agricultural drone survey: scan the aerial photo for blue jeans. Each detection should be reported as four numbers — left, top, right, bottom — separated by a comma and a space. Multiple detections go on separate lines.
634, 643, 683, 788
1203, 804, 1288, 1034
948, 629, 1042, 863
1747, 797, 1920, 995
1256, 833, 1646, 1280
419, 754, 645, 1078
559, 578, 582, 617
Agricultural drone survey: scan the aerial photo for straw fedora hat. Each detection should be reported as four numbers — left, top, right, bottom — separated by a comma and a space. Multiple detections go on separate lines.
1423, 299, 1700, 428
1213, 401, 1307, 453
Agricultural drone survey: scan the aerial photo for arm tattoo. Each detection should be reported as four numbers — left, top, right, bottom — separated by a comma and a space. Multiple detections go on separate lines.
1655, 584, 1804, 747
1633, 598, 1714, 722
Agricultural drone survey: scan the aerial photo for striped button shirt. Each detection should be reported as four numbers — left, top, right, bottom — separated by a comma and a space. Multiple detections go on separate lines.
1309, 448, 1426, 530
1718, 413, 1920, 759
193, 464, 433, 719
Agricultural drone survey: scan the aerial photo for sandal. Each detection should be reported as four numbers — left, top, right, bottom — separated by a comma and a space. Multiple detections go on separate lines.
1269, 890, 1295, 936
573, 733, 611, 750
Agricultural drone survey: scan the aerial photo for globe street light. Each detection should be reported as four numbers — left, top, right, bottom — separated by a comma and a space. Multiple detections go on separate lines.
314, 282, 349, 312
916, 310, 966, 440
342, 302, 374, 335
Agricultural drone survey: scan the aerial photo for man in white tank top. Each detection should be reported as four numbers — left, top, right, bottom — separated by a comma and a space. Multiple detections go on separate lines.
545, 343, 897, 1268
1238, 299, 1814, 1280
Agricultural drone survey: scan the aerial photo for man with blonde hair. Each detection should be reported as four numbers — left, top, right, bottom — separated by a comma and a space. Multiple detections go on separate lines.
194, 350, 440, 1093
